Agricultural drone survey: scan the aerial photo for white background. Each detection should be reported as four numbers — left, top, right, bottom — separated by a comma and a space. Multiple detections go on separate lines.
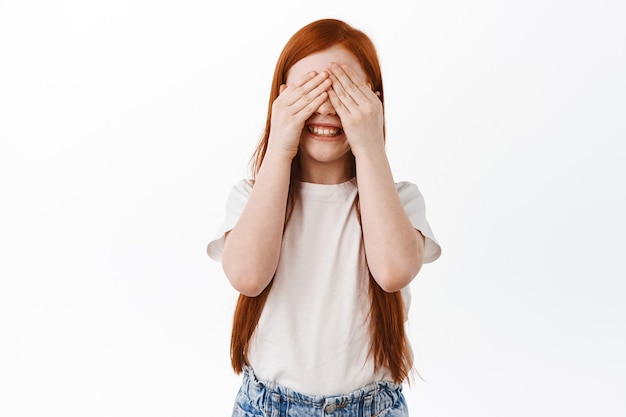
1, 0, 625, 416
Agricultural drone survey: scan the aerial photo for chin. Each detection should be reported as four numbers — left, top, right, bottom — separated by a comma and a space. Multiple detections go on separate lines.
301, 137, 349, 158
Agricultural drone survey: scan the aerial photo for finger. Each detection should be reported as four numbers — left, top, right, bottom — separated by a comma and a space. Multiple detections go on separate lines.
331, 63, 375, 105
289, 72, 331, 110
328, 71, 358, 112
366, 82, 382, 99
294, 90, 329, 122
277, 71, 316, 103
290, 71, 318, 89
338, 64, 369, 89
327, 87, 350, 118
286, 70, 327, 93
331, 63, 367, 94
275, 72, 316, 107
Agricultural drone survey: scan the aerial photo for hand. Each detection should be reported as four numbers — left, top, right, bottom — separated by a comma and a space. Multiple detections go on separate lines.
267, 71, 332, 159
327, 63, 385, 157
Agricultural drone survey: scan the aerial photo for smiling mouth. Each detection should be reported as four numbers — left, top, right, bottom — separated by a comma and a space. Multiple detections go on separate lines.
307, 125, 343, 137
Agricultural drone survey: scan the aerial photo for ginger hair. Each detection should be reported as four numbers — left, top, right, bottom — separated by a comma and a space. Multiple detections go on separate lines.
230, 18, 413, 384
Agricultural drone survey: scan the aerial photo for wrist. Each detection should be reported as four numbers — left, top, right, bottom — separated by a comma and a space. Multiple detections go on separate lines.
351, 141, 386, 161
263, 145, 298, 166
266, 131, 300, 161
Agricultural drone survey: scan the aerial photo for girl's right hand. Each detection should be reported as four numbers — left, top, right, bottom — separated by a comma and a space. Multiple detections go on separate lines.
267, 71, 332, 159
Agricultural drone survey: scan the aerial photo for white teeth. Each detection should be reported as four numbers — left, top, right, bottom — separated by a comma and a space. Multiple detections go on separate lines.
308, 125, 341, 137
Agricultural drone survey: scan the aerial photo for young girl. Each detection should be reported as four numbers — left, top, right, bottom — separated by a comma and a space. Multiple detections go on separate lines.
208, 18, 441, 417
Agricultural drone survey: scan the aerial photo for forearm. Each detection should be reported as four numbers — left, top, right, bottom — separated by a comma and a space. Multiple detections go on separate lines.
222, 151, 293, 296
355, 146, 425, 292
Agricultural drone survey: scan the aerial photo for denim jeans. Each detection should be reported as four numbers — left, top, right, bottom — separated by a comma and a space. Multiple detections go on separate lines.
232, 367, 408, 417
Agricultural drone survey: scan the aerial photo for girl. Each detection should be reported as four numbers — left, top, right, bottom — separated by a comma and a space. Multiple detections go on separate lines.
208, 18, 441, 417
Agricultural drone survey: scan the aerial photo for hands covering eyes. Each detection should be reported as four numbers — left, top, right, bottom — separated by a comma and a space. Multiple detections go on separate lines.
327, 62, 384, 156
268, 63, 383, 160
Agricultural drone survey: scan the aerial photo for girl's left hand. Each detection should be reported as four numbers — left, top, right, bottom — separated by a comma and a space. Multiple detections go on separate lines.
327, 63, 384, 157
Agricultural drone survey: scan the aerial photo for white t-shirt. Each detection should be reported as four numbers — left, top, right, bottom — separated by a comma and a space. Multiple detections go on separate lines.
207, 178, 440, 395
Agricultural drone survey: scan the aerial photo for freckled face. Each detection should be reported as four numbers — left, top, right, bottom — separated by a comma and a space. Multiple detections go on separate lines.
286, 45, 368, 176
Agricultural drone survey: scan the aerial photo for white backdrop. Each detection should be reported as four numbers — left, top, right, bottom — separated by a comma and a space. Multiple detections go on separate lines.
1, 0, 625, 416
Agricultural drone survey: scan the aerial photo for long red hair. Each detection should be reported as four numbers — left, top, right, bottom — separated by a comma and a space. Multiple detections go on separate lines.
230, 18, 413, 384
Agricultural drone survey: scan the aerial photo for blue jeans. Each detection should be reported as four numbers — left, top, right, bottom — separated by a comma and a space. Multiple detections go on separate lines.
233, 367, 408, 417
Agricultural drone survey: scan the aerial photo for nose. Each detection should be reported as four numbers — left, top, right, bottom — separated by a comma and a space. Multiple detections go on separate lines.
315, 97, 336, 116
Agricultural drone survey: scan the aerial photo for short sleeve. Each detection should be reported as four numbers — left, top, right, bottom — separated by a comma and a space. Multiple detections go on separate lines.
206, 179, 254, 262
396, 181, 441, 263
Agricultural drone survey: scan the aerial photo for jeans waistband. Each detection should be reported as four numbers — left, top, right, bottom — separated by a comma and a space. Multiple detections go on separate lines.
240, 366, 404, 416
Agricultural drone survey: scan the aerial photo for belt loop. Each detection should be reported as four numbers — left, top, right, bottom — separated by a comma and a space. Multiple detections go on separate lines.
269, 392, 282, 417
363, 394, 374, 417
